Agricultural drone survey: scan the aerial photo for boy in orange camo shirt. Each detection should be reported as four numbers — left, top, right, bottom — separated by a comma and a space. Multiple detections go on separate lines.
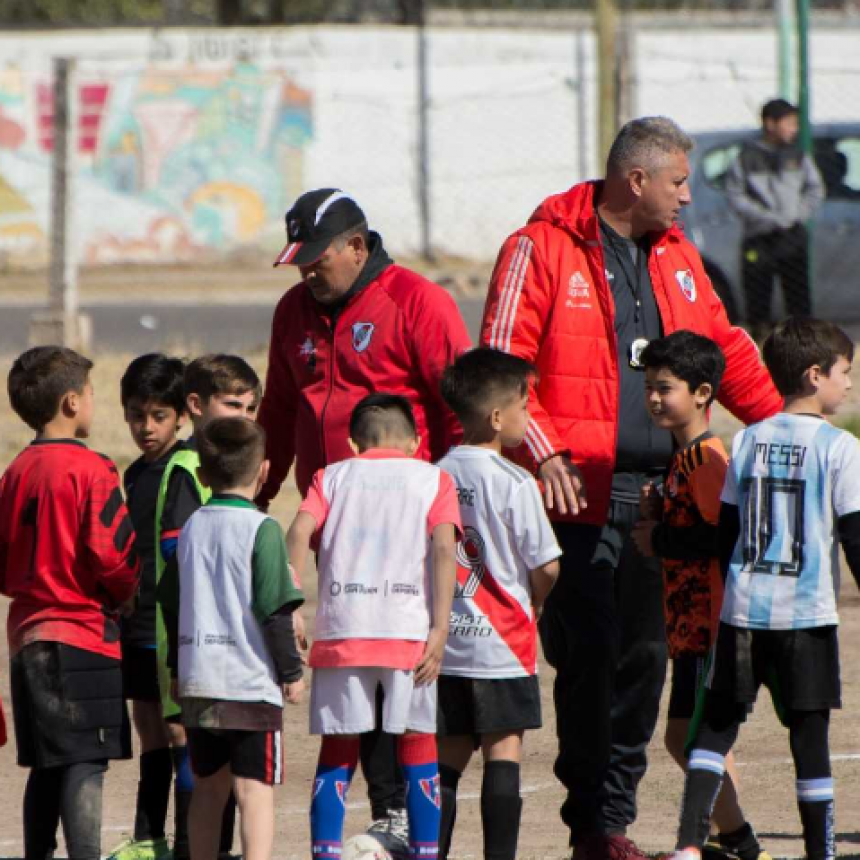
632, 331, 769, 860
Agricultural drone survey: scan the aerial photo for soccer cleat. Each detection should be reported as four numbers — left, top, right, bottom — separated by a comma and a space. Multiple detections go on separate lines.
107, 838, 172, 860
703, 828, 772, 860
367, 808, 410, 860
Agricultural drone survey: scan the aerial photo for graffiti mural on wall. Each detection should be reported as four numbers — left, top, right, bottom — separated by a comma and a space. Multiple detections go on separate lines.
0, 60, 312, 266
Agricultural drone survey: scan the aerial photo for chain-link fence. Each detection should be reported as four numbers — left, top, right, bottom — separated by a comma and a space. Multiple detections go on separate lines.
0, 3, 859, 322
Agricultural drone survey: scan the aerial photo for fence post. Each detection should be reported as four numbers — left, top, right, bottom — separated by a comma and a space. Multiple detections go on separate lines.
596, 0, 618, 165
416, 0, 433, 262
29, 57, 91, 350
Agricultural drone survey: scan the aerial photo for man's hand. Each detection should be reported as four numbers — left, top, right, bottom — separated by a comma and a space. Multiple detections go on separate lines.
414, 627, 447, 686
293, 611, 309, 662
538, 454, 587, 516
639, 481, 663, 521
284, 677, 305, 705
631, 520, 658, 557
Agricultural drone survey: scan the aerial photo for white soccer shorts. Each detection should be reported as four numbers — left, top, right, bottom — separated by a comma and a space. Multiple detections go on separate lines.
310, 666, 437, 735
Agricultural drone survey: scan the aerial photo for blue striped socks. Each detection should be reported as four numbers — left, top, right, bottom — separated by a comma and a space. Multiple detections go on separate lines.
797, 777, 835, 860
676, 749, 726, 850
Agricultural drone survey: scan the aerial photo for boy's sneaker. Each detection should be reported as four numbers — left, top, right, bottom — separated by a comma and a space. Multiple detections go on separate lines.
572, 834, 648, 860
107, 838, 172, 860
658, 850, 701, 860
366, 808, 410, 860
703, 824, 772, 860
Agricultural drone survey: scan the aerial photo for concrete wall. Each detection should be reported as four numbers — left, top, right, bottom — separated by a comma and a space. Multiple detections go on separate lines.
0, 23, 856, 266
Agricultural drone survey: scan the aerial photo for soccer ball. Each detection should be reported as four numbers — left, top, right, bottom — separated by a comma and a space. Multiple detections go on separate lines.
342, 834, 393, 860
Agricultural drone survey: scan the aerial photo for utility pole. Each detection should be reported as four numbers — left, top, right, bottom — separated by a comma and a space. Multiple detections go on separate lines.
415, 0, 433, 261
796, 0, 811, 153
776, 0, 795, 99
596, 0, 618, 166
29, 58, 91, 350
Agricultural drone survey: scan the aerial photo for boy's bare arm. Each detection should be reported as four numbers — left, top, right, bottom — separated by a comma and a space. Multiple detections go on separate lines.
286, 511, 317, 587
529, 559, 560, 617
415, 522, 457, 686
838, 511, 860, 591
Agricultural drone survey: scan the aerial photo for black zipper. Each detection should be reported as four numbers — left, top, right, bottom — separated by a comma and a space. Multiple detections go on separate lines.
319, 315, 337, 464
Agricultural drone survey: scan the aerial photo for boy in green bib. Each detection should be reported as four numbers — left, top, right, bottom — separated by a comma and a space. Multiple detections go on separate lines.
155, 354, 261, 859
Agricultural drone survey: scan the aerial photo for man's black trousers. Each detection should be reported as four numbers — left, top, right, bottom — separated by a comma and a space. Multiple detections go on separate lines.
742, 225, 811, 330
539, 499, 668, 845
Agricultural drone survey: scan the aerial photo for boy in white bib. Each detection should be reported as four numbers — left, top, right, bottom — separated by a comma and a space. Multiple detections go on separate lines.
288, 394, 460, 860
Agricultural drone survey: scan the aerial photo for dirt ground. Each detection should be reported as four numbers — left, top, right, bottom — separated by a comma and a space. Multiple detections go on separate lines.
0, 335, 859, 859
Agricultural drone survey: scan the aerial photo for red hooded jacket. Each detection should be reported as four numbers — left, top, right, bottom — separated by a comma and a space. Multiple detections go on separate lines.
480, 181, 782, 526
258, 263, 471, 505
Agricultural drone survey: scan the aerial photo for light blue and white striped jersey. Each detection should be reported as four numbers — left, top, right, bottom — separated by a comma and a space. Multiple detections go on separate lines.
721, 413, 860, 630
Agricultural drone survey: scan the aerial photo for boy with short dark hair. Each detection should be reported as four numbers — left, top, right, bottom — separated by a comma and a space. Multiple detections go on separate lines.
667, 317, 860, 860
435, 347, 561, 860
109, 354, 188, 860
160, 417, 304, 860
0, 346, 140, 860
632, 331, 767, 860
287, 393, 460, 860
154, 354, 262, 859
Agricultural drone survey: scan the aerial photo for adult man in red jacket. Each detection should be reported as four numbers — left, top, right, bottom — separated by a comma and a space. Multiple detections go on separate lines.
258, 188, 470, 855
480, 118, 782, 860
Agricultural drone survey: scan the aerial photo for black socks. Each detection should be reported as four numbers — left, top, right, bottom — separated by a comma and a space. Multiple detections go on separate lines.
438, 764, 461, 860
481, 761, 522, 860
134, 747, 173, 841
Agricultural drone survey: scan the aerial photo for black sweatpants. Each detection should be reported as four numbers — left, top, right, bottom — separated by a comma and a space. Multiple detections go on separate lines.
742, 225, 810, 332
360, 685, 406, 819
539, 499, 668, 844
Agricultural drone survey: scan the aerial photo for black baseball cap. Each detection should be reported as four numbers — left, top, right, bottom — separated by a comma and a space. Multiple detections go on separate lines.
273, 188, 366, 267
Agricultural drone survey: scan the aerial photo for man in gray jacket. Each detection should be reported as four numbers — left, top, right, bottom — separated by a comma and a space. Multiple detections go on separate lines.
726, 98, 824, 338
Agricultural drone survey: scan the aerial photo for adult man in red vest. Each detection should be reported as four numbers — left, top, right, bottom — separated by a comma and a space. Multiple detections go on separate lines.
481, 118, 781, 860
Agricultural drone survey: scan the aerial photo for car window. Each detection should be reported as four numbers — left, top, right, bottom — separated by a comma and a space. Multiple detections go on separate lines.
814, 137, 860, 200
701, 144, 742, 190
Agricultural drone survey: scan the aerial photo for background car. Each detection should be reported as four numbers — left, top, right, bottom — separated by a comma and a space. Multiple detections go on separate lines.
682, 123, 860, 323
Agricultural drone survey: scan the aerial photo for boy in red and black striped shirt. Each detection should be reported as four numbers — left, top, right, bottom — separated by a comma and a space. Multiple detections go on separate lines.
0, 346, 139, 860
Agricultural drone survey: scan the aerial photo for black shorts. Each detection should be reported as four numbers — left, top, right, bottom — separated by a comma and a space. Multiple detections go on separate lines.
667, 654, 708, 720
187, 727, 284, 785
708, 622, 841, 713
436, 674, 541, 743
11, 641, 132, 768
122, 646, 160, 702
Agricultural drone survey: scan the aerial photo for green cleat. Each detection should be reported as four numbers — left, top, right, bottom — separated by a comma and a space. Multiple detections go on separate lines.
107, 837, 173, 860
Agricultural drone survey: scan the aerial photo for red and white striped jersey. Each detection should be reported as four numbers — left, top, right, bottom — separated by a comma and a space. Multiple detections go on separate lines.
438, 446, 561, 678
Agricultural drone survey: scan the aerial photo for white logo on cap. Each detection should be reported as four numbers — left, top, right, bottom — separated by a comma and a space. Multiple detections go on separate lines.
315, 190, 355, 225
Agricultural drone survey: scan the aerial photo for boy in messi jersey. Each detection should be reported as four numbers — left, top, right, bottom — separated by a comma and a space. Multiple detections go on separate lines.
631, 331, 767, 860
0, 347, 140, 860
436, 347, 561, 860
159, 417, 304, 860
667, 317, 860, 860
287, 393, 460, 860
154, 354, 261, 860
